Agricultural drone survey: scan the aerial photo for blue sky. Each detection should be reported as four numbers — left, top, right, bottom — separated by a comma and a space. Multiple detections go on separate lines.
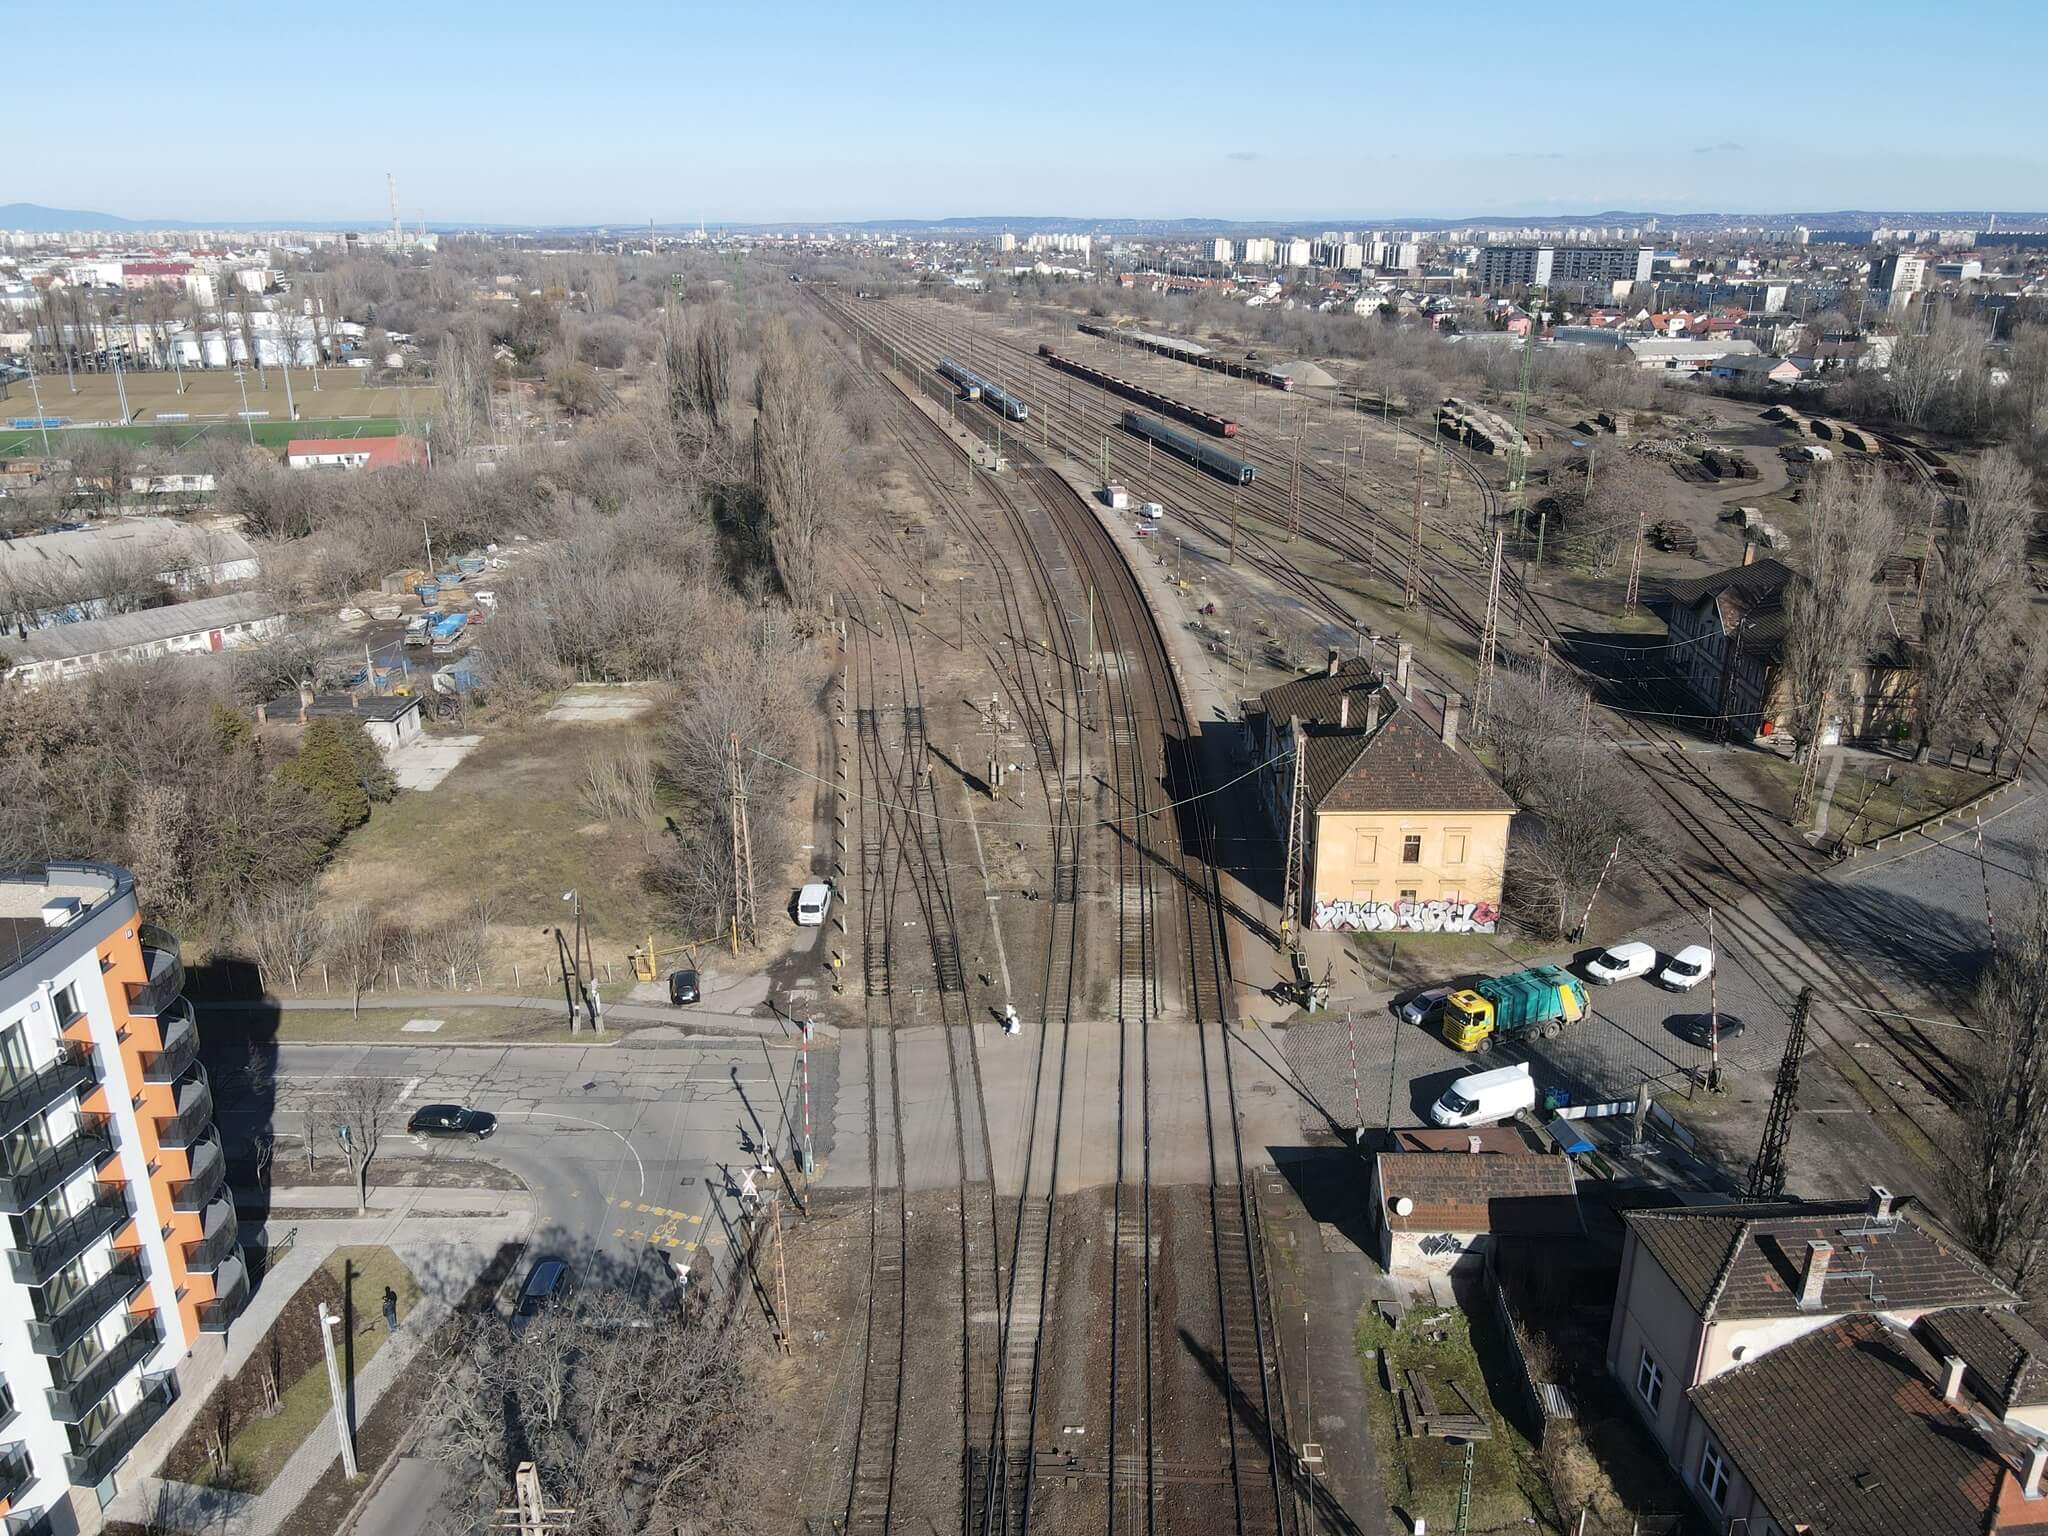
37, 0, 2048, 224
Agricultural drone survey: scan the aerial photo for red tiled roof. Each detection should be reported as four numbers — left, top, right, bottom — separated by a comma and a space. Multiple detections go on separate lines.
285, 436, 426, 470
1376, 1151, 1581, 1236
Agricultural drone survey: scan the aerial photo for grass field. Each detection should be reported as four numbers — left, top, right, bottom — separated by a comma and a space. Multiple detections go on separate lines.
209, 1247, 420, 1494
0, 368, 435, 455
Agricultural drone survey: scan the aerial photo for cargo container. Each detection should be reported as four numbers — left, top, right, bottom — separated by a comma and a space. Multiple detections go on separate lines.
1441, 965, 1587, 1052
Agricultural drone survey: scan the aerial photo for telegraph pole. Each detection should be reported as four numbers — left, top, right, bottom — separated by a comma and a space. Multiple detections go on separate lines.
1279, 718, 1309, 950
1745, 987, 1814, 1201
1472, 525, 1505, 739
1403, 446, 1425, 609
730, 733, 759, 949
1622, 499, 1649, 615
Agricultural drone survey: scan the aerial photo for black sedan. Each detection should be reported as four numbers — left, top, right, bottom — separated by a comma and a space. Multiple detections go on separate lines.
1671, 1014, 1745, 1047
407, 1104, 497, 1139
668, 968, 700, 1006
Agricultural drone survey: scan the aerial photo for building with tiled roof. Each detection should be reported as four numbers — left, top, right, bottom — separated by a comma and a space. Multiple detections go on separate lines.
1247, 655, 1515, 936
1368, 1148, 1580, 1277
1607, 1188, 2021, 1524
1686, 1313, 2048, 1535
1656, 552, 1916, 743
1919, 1306, 2048, 1436
284, 435, 427, 472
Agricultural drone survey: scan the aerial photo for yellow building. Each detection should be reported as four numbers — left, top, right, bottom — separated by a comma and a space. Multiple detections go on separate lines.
1250, 657, 1516, 934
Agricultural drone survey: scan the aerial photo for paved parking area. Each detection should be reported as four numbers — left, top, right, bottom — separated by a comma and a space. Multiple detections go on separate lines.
1282, 918, 1800, 1136
387, 732, 482, 790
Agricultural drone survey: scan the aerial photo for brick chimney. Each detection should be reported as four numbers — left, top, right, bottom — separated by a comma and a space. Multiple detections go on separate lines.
1467, 1135, 1482, 1155
1742, 538, 1758, 567
1869, 1185, 1895, 1221
1339, 695, 1349, 729
1942, 1355, 1967, 1402
1441, 693, 1462, 752
1365, 691, 1382, 732
1798, 1239, 1833, 1310
1396, 639, 1413, 694
1326, 647, 1341, 677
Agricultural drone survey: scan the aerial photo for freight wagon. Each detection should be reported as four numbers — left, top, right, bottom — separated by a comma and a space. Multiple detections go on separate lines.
1119, 411, 1256, 485
1076, 322, 1296, 392
938, 357, 1029, 421
1039, 345, 1241, 437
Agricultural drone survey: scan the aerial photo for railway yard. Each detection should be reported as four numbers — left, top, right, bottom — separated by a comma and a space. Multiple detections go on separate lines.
733, 286, 1996, 1536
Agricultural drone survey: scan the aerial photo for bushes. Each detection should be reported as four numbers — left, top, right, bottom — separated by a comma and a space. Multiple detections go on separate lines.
279, 718, 394, 833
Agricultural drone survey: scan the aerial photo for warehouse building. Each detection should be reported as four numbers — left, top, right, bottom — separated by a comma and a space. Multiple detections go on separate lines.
1, 591, 284, 687
284, 435, 428, 472
1479, 245, 1654, 291
0, 863, 244, 1529
0, 520, 259, 631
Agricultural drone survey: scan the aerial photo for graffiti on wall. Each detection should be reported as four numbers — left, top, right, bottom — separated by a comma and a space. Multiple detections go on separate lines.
1311, 898, 1500, 934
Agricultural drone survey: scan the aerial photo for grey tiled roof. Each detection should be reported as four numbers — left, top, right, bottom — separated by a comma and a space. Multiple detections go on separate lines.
1919, 1306, 2048, 1412
1625, 1199, 2015, 1322
1690, 1314, 2048, 1536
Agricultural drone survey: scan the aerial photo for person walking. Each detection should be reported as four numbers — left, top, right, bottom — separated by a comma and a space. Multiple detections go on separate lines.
381, 1285, 399, 1333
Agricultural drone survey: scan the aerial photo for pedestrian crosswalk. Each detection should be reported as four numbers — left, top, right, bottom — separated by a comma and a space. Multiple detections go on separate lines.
607, 1195, 705, 1249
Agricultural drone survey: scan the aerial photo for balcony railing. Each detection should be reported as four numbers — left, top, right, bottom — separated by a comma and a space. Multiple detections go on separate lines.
28, 1251, 146, 1358
7, 1184, 131, 1287
182, 1196, 238, 1276
46, 1313, 162, 1425
0, 1044, 96, 1141
0, 1443, 27, 1506
124, 927, 183, 1019
0, 1117, 113, 1215
170, 1133, 224, 1213
62, 1369, 174, 1487
140, 1003, 197, 1085
197, 1251, 249, 1335
153, 1065, 213, 1151
2, 1508, 50, 1536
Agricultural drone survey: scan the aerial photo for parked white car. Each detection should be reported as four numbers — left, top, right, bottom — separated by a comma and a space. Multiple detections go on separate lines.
1659, 945, 1715, 992
1583, 941, 1657, 985
795, 881, 834, 927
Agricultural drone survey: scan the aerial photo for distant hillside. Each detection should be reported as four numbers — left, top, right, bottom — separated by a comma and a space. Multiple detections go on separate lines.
0, 202, 153, 232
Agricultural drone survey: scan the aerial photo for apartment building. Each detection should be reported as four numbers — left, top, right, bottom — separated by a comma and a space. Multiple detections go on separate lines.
1478, 244, 1655, 290
0, 864, 243, 1531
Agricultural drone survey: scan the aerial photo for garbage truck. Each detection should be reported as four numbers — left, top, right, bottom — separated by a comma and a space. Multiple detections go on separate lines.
1440, 965, 1588, 1052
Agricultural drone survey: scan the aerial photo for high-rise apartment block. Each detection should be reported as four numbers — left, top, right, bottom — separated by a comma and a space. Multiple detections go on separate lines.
1478, 245, 1655, 290
0, 864, 242, 1529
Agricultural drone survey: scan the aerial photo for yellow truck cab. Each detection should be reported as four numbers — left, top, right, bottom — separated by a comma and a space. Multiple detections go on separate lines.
1440, 966, 1587, 1052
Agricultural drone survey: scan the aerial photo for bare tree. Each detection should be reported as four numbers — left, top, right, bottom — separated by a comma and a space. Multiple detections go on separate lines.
325, 903, 390, 1018
434, 1280, 747, 1535
1990, 616, 2048, 775
1783, 466, 1897, 815
1884, 307, 1980, 429
1916, 450, 2034, 758
435, 318, 492, 457
236, 886, 322, 990
330, 1073, 396, 1214
1559, 451, 1671, 575
753, 319, 847, 615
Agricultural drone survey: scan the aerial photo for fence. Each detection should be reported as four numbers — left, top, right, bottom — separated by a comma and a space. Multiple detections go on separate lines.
189, 954, 638, 1004
1486, 1260, 1572, 1449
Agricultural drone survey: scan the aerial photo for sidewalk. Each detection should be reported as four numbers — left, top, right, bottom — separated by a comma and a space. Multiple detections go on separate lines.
111, 1205, 532, 1535
201, 992, 835, 1042
237, 1184, 536, 1220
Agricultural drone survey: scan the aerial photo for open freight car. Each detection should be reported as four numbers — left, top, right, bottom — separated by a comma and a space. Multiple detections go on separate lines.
1076, 322, 1295, 392
938, 357, 1029, 421
1120, 411, 1256, 484
1038, 345, 1240, 437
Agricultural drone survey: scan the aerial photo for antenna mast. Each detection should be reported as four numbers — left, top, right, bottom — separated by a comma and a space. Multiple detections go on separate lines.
387, 173, 401, 247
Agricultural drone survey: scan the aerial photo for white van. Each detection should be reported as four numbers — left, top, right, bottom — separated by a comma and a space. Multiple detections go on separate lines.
795, 882, 833, 927
1429, 1061, 1535, 1128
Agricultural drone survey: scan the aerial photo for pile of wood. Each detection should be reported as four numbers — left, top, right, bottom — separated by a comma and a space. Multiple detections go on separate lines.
1398, 1368, 1493, 1441
1650, 521, 1699, 554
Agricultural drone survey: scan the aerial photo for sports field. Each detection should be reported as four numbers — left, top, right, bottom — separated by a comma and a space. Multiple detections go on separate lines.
0, 369, 436, 454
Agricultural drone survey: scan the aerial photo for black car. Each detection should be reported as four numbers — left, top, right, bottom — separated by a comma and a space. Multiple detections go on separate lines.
668, 968, 700, 1006
515, 1256, 572, 1319
1673, 1014, 1745, 1047
407, 1104, 497, 1139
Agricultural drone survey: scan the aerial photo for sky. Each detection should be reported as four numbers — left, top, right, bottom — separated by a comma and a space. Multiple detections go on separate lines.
34, 0, 2048, 226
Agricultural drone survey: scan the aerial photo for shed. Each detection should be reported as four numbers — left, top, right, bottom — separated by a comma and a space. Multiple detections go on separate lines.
256, 688, 425, 756
1367, 1150, 1582, 1279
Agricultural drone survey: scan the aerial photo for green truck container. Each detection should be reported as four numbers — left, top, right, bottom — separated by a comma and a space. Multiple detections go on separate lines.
1441, 965, 1589, 1051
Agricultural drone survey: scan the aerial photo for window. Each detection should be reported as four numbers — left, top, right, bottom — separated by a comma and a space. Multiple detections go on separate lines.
1698, 1440, 1730, 1507
1636, 1347, 1664, 1411
1401, 834, 1422, 864
1444, 832, 1467, 865
1354, 832, 1378, 864
52, 984, 80, 1026
1398, 889, 1418, 904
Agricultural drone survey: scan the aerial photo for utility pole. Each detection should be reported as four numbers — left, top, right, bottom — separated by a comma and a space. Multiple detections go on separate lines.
1279, 718, 1309, 951
496, 1463, 574, 1534
770, 1194, 792, 1353
730, 733, 759, 949
1473, 525, 1505, 739
1287, 402, 1303, 541
317, 1303, 358, 1479
1705, 908, 1724, 1094
1621, 497, 1649, 615
799, 1019, 816, 1178
1403, 446, 1424, 609
1745, 986, 1814, 1201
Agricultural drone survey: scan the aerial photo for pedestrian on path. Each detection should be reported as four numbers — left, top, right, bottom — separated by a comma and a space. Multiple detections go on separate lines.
382, 1286, 399, 1333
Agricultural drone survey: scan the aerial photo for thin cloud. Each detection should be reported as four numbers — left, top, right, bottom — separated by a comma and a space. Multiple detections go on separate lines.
1226, 151, 1259, 162
1693, 140, 1744, 154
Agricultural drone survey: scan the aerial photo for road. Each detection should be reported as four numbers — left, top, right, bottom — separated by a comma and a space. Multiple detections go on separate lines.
210, 1038, 838, 1288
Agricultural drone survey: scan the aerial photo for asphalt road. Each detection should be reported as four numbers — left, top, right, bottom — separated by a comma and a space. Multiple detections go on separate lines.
212, 1038, 838, 1291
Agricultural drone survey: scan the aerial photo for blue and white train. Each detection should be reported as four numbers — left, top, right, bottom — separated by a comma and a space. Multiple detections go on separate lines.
938, 357, 1029, 421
